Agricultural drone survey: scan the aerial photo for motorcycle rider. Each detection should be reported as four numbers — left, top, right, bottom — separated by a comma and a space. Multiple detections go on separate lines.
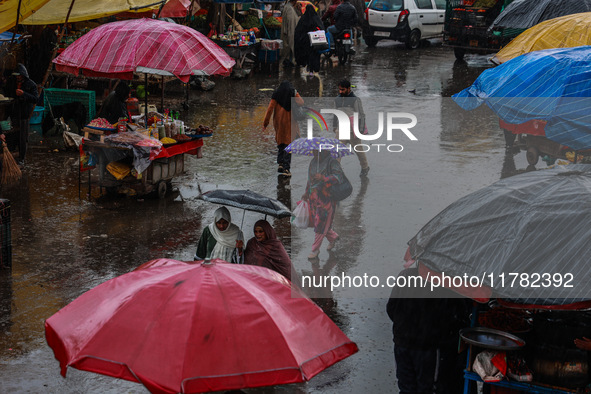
327, 0, 358, 51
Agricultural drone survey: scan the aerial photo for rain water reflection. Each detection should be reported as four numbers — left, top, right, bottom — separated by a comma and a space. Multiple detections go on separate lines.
0, 45, 543, 393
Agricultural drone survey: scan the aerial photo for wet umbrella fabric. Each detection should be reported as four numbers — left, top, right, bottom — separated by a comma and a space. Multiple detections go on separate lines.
198, 189, 291, 218
52, 18, 235, 82
453, 46, 591, 151
492, 12, 591, 64
45, 259, 358, 394
490, 0, 591, 31
285, 137, 355, 159
407, 164, 591, 304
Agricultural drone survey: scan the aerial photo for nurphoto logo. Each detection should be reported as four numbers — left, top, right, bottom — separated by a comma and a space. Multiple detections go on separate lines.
301, 105, 419, 153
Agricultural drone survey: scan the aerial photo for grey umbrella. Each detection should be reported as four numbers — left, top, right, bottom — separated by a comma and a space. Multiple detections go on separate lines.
407, 164, 591, 304
198, 189, 292, 221
490, 0, 591, 30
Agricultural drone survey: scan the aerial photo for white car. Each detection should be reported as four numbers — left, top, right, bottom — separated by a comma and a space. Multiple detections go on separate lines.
363, 0, 446, 48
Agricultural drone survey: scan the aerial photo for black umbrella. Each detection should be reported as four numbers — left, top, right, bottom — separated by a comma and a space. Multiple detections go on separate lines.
198, 189, 292, 220
490, 0, 591, 30
407, 164, 591, 305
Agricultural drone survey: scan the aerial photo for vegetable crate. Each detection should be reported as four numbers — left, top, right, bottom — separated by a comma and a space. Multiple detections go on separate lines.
44, 88, 96, 122
258, 49, 280, 63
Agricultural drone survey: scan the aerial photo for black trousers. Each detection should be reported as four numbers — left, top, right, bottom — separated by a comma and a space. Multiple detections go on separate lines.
277, 143, 291, 170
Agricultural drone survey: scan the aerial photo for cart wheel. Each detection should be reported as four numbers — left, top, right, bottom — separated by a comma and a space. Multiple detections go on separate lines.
526, 146, 539, 165
157, 181, 167, 199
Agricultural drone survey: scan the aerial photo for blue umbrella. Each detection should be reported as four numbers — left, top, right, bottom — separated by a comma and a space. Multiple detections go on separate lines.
453, 46, 591, 150
285, 137, 355, 159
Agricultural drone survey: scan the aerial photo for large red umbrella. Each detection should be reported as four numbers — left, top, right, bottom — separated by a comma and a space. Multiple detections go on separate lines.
53, 18, 235, 82
45, 259, 358, 394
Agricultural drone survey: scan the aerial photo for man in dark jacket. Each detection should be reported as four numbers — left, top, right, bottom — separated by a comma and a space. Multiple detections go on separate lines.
334, 79, 369, 176
6, 64, 38, 164
326, 0, 357, 49
386, 267, 470, 394
98, 83, 130, 124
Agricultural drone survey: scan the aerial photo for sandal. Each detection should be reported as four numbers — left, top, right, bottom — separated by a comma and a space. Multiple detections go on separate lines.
308, 249, 320, 259
327, 236, 340, 251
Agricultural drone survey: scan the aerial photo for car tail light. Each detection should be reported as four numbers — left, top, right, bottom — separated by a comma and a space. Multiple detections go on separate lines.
398, 9, 409, 24
365, 7, 369, 21
344, 32, 351, 39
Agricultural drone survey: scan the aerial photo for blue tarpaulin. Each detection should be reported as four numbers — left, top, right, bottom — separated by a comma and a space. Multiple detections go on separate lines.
453, 46, 591, 150
0, 32, 20, 41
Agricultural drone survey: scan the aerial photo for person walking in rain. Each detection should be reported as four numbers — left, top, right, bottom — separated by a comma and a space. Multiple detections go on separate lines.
334, 79, 370, 177
5, 63, 38, 165
263, 80, 304, 177
195, 207, 244, 263
281, 0, 301, 68
244, 219, 293, 280
294, 4, 324, 76
387, 267, 469, 394
301, 149, 344, 258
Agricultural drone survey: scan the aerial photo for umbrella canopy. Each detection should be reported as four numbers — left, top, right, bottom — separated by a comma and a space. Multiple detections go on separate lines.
0, 0, 51, 34
492, 13, 591, 64
22, 0, 158, 25
453, 46, 591, 151
407, 164, 591, 304
45, 259, 358, 394
490, 0, 591, 30
198, 189, 292, 218
285, 137, 355, 159
160, 0, 193, 18
53, 18, 235, 82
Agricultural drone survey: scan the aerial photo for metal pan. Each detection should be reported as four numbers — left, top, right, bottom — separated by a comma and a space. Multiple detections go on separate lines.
460, 327, 526, 351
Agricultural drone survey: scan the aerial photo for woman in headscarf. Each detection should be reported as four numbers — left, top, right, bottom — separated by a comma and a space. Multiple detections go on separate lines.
263, 80, 304, 177
294, 4, 324, 75
301, 150, 344, 258
244, 219, 293, 280
195, 206, 244, 263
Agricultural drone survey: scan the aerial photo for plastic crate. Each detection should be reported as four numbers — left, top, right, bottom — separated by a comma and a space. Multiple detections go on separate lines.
30, 106, 44, 125
43, 88, 95, 122
258, 49, 280, 63
265, 28, 281, 40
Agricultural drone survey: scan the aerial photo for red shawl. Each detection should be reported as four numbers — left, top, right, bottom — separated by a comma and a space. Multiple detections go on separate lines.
244, 220, 292, 281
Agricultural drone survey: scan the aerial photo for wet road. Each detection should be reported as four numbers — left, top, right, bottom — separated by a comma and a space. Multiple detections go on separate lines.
0, 40, 545, 393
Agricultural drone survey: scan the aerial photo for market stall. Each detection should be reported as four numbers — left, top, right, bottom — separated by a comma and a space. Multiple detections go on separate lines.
81, 120, 212, 198
460, 301, 591, 394
50, 18, 233, 197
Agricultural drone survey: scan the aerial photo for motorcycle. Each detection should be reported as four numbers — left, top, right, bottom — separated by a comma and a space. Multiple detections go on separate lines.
334, 28, 354, 65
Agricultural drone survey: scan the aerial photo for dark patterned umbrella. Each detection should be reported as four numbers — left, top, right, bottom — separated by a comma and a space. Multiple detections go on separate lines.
198, 189, 291, 219
407, 164, 591, 304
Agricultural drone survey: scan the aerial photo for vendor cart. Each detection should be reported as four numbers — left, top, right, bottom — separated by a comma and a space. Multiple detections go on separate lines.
82, 135, 209, 199
462, 303, 589, 394
499, 119, 591, 165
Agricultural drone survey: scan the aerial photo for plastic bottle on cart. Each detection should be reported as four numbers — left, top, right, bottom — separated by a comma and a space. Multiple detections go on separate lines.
158, 121, 165, 139
250, 30, 256, 43
118, 117, 127, 133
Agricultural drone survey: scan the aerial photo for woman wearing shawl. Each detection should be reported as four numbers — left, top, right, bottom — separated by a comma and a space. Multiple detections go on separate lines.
263, 80, 304, 177
244, 220, 293, 280
302, 150, 344, 258
294, 4, 324, 74
195, 207, 244, 263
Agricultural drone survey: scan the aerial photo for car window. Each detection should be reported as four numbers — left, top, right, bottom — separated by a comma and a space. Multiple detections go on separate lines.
434, 0, 445, 9
414, 0, 433, 9
370, 0, 403, 11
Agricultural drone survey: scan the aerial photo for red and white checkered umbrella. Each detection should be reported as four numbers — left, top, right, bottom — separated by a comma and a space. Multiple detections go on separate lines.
53, 18, 235, 82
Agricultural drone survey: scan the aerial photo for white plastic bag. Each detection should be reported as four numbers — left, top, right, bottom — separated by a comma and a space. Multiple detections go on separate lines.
292, 200, 309, 228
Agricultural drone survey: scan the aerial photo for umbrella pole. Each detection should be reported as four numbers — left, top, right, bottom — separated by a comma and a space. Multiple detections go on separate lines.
240, 209, 246, 229
10, 0, 22, 46
145, 73, 148, 126
161, 76, 164, 112
39, 0, 77, 94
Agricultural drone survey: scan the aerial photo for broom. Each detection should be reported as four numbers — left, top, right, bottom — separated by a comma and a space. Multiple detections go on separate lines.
1, 142, 21, 185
